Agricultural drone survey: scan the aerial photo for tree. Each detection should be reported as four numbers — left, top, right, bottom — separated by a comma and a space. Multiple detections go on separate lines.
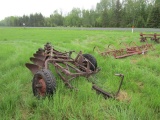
64, 8, 82, 27
96, 0, 112, 27
0, 0, 159, 28
50, 10, 63, 27
82, 9, 91, 27
101, 8, 108, 27
147, 0, 160, 28
113, 0, 122, 27
90, 9, 97, 27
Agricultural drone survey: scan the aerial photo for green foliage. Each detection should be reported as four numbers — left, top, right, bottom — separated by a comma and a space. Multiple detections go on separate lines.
147, 0, 160, 28
0, 27, 160, 119
0, 0, 159, 28
50, 10, 64, 27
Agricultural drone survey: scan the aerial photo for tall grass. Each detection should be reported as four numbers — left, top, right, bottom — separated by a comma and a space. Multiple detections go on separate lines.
0, 27, 160, 120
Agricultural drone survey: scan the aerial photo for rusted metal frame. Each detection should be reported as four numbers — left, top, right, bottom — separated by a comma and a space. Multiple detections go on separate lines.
93, 45, 113, 56
49, 60, 96, 89
115, 74, 124, 96
136, 44, 154, 51
26, 43, 125, 99
43, 45, 71, 58
41, 51, 70, 60
140, 33, 160, 42
115, 53, 134, 59
44, 45, 98, 76
145, 44, 154, 50
116, 50, 148, 59
115, 46, 147, 59
116, 42, 153, 58
126, 42, 141, 52
92, 74, 124, 99
74, 51, 83, 62
119, 43, 140, 56
61, 61, 84, 74
113, 49, 130, 59
100, 49, 124, 58
129, 41, 138, 46
45, 56, 93, 74
100, 50, 115, 56
99, 48, 128, 59
138, 45, 146, 50
52, 55, 69, 59
55, 65, 76, 89
120, 42, 130, 48
94, 43, 145, 58
44, 58, 96, 77
97, 46, 145, 59
52, 50, 74, 56
44, 58, 73, 69
92, 85, 113, 98
74, 51, 97, 72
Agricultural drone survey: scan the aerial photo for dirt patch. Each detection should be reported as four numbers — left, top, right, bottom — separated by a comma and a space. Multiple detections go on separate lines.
130, 59, 138, 64
137, 82, 144, 89
115, 91, 131, 102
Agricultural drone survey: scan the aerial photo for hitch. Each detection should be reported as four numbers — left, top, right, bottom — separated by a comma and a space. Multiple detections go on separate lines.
92, 74, 124, 99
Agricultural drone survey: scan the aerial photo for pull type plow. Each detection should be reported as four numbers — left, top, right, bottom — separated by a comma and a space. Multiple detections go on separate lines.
94, 42, 154, 59
25, 43, 124, 99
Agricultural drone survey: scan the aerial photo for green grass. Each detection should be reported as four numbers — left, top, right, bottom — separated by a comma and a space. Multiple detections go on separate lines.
0, 27, 160, 120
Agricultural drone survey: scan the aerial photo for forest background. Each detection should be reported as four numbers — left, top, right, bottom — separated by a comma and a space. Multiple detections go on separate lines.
0, 0, 159, 28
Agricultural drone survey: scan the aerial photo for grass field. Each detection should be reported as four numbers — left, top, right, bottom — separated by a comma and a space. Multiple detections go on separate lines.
0, 27, 160, 120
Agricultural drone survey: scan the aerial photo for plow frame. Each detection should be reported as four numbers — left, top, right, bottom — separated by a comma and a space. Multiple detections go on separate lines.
26, 43, 124, 99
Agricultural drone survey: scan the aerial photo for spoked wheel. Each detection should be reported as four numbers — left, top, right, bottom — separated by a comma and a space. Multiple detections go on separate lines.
82, 54, 97, 71
32, 69, 56, 98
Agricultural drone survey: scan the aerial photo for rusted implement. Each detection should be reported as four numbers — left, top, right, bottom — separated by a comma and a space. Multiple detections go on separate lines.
94, 42, 154, 59
25, 43, 124, 99
140, 33, 160, 43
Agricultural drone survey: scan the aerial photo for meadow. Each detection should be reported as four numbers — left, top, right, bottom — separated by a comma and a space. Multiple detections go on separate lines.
0, 27, 160, 120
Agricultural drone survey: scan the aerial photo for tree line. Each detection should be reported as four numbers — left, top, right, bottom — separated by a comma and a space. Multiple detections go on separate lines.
0, 0, 159, 28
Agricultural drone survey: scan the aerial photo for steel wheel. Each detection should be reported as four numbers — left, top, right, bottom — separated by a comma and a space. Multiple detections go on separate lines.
32, 69, 56, 98
82, 54, 97, 71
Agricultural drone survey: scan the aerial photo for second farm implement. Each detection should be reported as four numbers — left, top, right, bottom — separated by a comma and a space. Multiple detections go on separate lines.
94, 42, 154, 59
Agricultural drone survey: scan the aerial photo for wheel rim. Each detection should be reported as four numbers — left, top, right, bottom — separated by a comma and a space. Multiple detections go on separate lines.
34, 76, 46, 97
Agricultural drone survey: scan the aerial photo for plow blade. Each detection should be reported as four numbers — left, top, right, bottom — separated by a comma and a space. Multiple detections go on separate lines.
36, 50, 44, 55
25, 63, 40, 74
33, 53, 46, 61
30, 57, 45, 67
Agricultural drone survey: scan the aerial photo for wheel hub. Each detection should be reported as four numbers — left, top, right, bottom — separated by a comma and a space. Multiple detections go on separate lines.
36, 78, 46, 96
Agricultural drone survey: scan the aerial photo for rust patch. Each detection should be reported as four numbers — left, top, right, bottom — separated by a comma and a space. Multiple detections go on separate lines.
37, 79, 46, 96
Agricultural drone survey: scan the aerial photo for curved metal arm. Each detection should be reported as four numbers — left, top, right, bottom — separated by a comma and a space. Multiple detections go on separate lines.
115, 74, 124, 96
92, 73, 124, 99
